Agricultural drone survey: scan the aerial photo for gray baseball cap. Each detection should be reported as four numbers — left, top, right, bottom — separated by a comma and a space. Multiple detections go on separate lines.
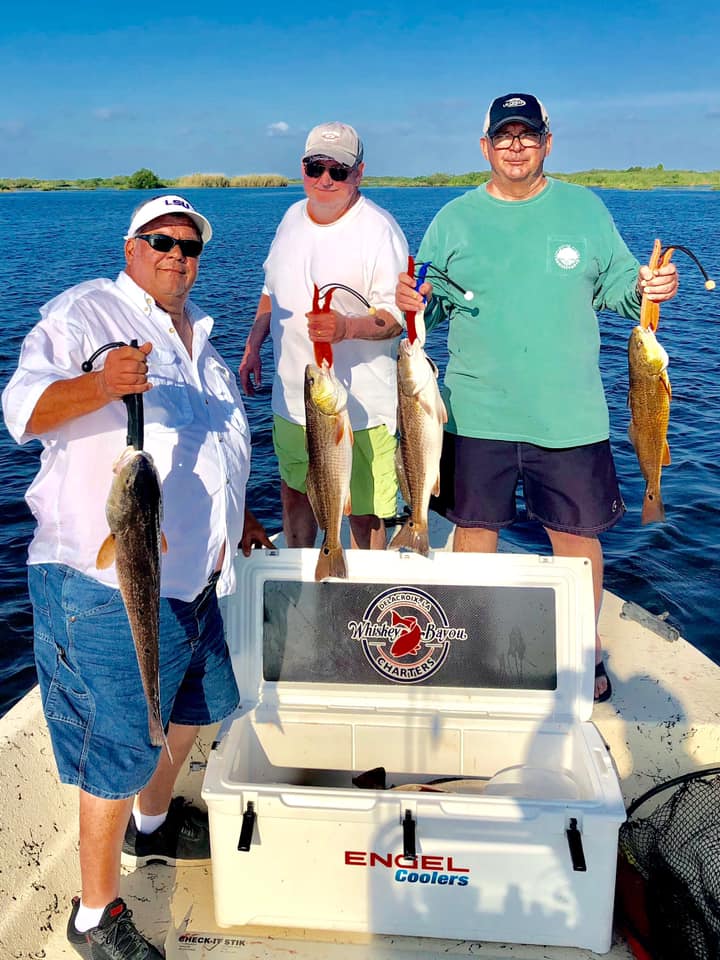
302, 122, 364, 167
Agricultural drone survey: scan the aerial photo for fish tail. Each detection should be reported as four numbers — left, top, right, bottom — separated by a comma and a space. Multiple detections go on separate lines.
389, 518, 430, 557
148, 700, 174, 764
641, 489, 666, 525
315, 541, 347, 580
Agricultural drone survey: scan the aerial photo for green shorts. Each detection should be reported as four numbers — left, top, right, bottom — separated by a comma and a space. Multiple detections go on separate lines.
272, 414, 398, 519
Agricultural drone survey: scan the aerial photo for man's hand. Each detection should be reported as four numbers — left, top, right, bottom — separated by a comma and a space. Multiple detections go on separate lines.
240, 507, 274, 557
306, 308, 349, 343
637, 262, 679, 304
100, 342, 153, 401
395, 271, 433, 313
239, 344, 262, 396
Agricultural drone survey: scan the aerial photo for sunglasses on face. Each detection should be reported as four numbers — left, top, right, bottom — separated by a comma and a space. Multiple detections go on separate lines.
303, 160, 355, 181
135, 233, 204, 258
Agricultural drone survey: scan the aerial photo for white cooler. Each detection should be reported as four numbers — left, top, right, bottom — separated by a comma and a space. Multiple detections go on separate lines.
202, 549, 625, 954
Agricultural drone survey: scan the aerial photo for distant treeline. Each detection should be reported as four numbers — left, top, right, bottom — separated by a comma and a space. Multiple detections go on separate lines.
0, 168, 289, 192
2, 165, 720, 192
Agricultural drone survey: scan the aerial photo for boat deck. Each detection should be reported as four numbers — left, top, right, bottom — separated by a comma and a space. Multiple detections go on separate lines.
2, 578, 719, 959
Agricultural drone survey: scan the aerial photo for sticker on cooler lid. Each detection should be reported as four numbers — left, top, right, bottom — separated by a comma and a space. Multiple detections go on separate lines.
347, 586, 468, 683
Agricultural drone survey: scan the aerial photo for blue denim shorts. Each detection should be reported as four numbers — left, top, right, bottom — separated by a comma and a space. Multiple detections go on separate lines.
29, 563, 240, 799
431, 435, 625, 536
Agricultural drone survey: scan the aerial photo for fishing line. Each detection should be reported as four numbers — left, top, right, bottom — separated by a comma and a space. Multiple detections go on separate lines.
410, 261, 475, 301
82, 339, 145, 449
316, 282, 376, 313
660, 244, 716, 290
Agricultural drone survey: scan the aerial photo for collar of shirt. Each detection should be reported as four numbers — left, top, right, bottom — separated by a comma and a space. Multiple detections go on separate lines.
114, 271, 214, 348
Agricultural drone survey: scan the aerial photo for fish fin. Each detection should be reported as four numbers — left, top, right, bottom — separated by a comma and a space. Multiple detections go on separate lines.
315, 542, 347, 580
389, 518, 430, 557
432, 472, 441, 497
96, 534, 116, 569
627, 420, 637, 451
662, 441, 671, 466
147, 694, 174, 763
150, 721, 174, 764
335, 417, 353, 447
418, 395, 438, 418
661, 373, 672, 401
394, 446, 411, 507
641, 490, 665, 525
161, 532, 168, 554
343, 492, 352, 516
440, 398, 448, 424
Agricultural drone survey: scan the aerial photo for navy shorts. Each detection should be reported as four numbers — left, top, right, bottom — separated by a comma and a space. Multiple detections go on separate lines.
29, 563, 240, 799
431, 435, 625, 536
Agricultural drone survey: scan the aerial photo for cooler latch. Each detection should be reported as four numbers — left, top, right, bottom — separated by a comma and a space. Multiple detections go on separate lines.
566, 817, 587, 871
237, 801, 256, 852
402, 809, 416, 859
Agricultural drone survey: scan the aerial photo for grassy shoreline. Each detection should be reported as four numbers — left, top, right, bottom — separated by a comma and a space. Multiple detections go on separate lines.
2, 167, 720, 192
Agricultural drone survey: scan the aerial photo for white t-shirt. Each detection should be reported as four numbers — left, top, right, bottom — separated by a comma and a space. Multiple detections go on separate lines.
263, 194, 408, 433
2, 271, 251, 601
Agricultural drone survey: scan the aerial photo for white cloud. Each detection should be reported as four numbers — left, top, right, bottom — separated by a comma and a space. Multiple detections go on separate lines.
266, 121, 290, 137
92, 107, 127, 121
0, 120, 28, 138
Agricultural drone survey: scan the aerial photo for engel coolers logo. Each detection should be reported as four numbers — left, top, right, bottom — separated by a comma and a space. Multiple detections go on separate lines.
345, 850, 470, 888
347, 586, 467, 682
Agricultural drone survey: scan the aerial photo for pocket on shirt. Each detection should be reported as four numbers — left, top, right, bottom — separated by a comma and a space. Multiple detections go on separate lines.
145, 348, 192, 429
546, 237, 588, 277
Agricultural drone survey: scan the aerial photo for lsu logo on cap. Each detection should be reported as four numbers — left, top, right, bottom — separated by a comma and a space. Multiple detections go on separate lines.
164, 198, 192, 210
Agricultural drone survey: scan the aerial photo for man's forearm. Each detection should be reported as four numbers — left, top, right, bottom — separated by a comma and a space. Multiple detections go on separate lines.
344, 309, 402, 341
27, 372, 113, 435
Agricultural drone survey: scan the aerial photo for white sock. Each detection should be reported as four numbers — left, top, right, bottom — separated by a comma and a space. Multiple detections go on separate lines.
132, 804, 168, 835
74, 901, 106, 933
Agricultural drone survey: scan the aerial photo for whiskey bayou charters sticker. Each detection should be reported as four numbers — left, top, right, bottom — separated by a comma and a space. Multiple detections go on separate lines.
347, 586, 468, 683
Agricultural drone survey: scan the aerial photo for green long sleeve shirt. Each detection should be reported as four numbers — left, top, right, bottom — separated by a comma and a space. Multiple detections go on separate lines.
419, 177, 641, 446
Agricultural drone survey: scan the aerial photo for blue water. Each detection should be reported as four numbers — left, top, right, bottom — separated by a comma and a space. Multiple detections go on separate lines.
1, 186, 719, 717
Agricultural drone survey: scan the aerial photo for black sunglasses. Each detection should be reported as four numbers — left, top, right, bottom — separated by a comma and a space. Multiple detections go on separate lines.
135, 233, 204, 258
303, 160, 355, 181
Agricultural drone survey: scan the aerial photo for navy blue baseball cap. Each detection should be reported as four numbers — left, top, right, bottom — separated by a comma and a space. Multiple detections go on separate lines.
483, 94, 550, 137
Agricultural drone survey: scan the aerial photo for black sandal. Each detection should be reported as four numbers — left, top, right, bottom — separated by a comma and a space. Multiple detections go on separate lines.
594, 660, 613, 703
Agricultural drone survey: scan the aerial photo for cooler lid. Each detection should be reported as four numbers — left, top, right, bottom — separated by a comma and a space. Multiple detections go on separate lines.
225, 549, 596, 723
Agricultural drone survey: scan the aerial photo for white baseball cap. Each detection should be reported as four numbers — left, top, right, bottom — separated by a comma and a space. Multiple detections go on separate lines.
302, 122, 364, 167
125, 195, 212, 244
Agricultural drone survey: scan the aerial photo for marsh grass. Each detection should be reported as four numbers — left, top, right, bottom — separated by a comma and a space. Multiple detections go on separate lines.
2, 168, 718, 192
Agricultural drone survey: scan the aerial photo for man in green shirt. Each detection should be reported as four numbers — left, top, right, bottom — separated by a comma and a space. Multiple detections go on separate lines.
396, 93, 678, 702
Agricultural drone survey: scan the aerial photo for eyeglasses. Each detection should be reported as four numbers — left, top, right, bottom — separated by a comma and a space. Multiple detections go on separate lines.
303, 160, 356, 181
489, 130, 545, 150
135, 233, 203, 257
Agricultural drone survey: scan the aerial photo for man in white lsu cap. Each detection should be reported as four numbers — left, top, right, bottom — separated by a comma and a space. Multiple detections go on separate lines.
125, 193, 212, 244
240, 121, 408, 568
2, 191, 272, 957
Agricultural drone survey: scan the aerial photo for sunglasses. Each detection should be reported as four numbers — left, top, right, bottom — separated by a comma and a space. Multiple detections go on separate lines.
303, 160, 355, 182
135, 233, 204, 258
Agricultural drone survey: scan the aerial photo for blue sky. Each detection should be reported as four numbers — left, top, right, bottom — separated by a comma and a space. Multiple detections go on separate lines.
2, 1, 719, 179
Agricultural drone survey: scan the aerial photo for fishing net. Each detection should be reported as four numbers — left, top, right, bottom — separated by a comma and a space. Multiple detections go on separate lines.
617, 767, 720, 960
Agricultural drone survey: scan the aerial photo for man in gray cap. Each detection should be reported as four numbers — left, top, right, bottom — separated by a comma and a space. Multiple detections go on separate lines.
396, 93, 678, 704
240, 122, 408, 560
2, 194, 272, 958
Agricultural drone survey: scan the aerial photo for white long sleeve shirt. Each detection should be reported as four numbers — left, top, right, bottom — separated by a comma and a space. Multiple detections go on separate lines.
2, 271, 251, 600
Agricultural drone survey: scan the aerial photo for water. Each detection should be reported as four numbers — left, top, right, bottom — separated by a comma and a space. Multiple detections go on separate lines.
1, 186, 719, 717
